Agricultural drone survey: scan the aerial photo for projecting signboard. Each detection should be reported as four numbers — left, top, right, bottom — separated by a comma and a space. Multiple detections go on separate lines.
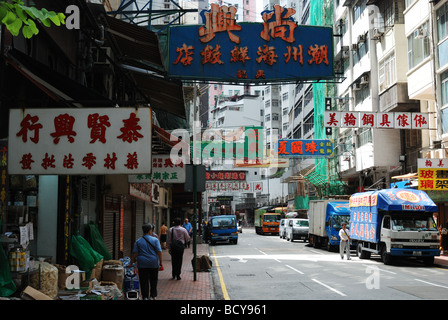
418, 158, 448, 191
128, 154, 186, 184
167, 4, 334, 83
8, 108, 152, 175
277, 139, 334, 157
325, 111, 429, 129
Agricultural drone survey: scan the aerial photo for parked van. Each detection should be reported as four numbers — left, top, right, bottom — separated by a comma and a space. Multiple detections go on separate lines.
286, 218, 309, 242
279, 219, 287, 239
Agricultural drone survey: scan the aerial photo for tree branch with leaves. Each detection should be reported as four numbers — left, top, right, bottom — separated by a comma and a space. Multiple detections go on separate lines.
0, 0, 65, 38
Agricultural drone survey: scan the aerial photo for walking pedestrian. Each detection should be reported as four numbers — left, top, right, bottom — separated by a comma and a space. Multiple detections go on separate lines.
339, 222, 351, 260
131, 223, 163, 300
183, 218, 193, 248
159, 222, 168, 249
168, 217, 190, 280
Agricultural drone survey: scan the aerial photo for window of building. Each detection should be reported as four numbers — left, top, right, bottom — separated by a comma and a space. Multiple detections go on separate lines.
353, 1, 366, 23
442, 70, 448, 107
438, 2, 448, 42
407, 21, 430, 70
379, 52, 396, 92
272, 113, 279, 121
357, 128, 372, 146
405, 0, 415, 9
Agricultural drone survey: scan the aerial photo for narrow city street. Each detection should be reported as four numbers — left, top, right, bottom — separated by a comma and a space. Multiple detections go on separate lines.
210, 228, 448, 300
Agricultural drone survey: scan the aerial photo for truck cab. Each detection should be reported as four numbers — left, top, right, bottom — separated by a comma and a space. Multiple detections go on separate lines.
209, 215, 239, 245
378, 212, 439, 264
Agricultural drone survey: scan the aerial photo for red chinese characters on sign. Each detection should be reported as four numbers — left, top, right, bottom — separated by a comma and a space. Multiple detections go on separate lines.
307, 45, 329, 65
360, 113, 375, 128
17, 114, 42, 143
88, 113, 110, 144
51, 113, 77, 144
230, 46, 251, 65
205, 170, 246, 181
201, 44, 224, 65
325, 112, 339, 127
341, 112, 358, 128
198, 3, 242, 44
260, 5, 296, 43
256, 45, 278, 66
13, 110, 149, 173
173, 44, 195, 66
117, 112, 144, 143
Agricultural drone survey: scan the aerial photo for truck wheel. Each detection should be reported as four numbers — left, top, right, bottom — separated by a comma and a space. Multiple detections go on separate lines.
381, 247, 392, 265
357, 243, 370, 259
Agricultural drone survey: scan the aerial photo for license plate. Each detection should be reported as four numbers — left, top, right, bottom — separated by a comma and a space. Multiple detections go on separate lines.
413, 251, 422, 256
222, 236, 227, 240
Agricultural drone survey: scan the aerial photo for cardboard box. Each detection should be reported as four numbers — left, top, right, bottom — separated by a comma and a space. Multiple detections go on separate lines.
22, 286, 53, 300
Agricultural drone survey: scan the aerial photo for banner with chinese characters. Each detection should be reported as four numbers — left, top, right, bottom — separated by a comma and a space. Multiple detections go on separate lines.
324, 111, 429, 129
128, 154, 185, 184
8, 108, 152, 175
277, 139, 334, 157
205, 170, 246, 181
206, 181, 263, 193
418, 158, 448, 191
167, 4, 334, 83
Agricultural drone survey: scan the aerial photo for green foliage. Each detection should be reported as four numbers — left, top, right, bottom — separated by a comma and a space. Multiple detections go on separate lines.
0, 0, 66, 38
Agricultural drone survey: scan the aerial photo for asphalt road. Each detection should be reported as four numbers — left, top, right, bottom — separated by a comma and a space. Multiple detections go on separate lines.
209, 227, 448, 300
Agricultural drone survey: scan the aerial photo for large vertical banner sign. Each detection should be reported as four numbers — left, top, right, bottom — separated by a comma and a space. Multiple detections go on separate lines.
167, 4, 334, 83
8, 108, 152, 175
418, 158, 448, 191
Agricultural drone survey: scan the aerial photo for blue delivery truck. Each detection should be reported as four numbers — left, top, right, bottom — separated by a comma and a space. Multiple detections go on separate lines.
350, 188, 440, 265
308, 200, 352, 251
210, 215, 239, 245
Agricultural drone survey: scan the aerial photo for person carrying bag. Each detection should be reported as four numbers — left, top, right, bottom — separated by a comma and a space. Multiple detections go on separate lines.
167, 217, 190, 280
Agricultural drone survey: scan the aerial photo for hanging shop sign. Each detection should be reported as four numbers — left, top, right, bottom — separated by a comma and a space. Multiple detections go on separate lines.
8, 108, 152, 175
418, 158, 448, 191
205, 170, 247, 181
167, 4, 334, 83
128, 154, 186, 184
324, 111, 430, 129
277, 139, 334, 157
206, 181, 263, 193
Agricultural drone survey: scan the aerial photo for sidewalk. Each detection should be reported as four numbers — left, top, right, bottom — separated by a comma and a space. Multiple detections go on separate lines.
435, 254, 448, 268
155, 242, 214, 300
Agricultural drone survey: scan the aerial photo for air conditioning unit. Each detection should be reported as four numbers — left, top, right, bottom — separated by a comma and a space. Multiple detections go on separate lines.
372, 28, 383, 39
353, 83, 362, 91
414, 26, 427, 39
342, 46, 350, 58
360, 75, 369, 84
351, 43, 358, 51
357, 34, 366, 43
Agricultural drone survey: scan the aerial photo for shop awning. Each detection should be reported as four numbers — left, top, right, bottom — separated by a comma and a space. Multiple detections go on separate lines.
97, 10, 187, 119
5, 48, 115, 108
391, 173, 418, 180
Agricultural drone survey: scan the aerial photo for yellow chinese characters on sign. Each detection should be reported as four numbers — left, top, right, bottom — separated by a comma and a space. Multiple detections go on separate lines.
417, 158, 448, 191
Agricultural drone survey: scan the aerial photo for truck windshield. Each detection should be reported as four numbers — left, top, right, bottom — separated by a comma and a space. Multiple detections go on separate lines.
294, 220, 309, 227
264, 215, 281, 222
211, 217, 236, 229
391, 214, 437, 231
331, 215, 350, 230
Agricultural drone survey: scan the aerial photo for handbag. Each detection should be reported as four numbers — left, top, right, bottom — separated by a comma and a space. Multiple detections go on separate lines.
170, 228, 185, 252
